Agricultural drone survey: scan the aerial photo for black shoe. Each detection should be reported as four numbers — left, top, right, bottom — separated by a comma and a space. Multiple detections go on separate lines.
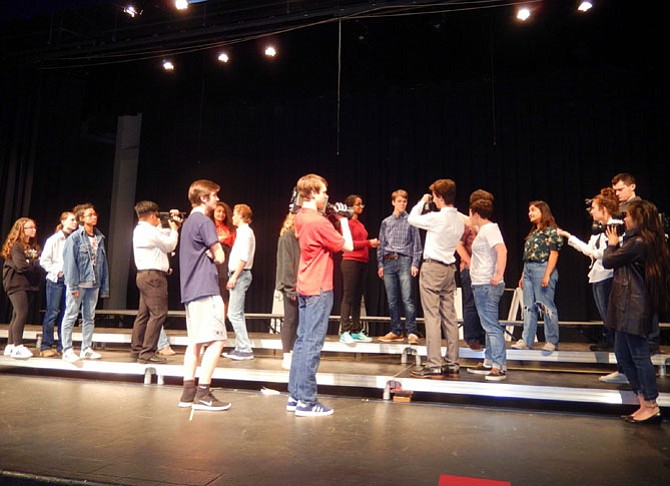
589, 342, 613, 352
443, 363, 460, 378
138, 354, 167, 364
625, 412, 663, 425
411, 366, 444, 379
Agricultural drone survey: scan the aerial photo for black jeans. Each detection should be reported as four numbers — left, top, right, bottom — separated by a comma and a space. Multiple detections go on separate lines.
339, 260, 367, 334
281, 293, 299, 353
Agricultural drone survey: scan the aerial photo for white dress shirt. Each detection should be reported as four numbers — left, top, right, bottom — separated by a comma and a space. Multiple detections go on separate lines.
133, 221, 178, 272
408, 201, 464, 264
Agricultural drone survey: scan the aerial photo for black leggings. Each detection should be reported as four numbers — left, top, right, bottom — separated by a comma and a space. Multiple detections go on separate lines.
8, 291, 35, 346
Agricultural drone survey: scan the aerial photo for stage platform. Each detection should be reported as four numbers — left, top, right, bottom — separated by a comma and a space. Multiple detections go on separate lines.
2, 324, 669, 412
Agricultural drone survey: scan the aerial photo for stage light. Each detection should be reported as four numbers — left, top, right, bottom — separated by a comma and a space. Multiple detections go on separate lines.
175, 0, 188, 10
264, 46, 277, 57
577, 1, 593, 12
217, 52, 229, 63
123, 5, 141, 17
162, 60, 175, 71
516, 7, 531, 21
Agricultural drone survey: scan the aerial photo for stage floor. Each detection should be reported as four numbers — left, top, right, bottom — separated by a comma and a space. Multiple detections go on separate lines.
0, 373, 668, 486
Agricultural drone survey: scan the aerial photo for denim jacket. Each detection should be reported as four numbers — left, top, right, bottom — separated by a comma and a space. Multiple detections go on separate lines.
62, 226, 109, 297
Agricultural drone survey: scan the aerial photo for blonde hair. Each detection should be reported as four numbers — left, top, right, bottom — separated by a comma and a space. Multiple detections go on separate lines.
296, 174, 327, 200
279, 212, 296, 236
188, 179, 220, 206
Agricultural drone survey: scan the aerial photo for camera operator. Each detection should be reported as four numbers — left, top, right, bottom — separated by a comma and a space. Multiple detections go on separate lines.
130, 201, 181, 364
408, 179, 465, 379
558, 188, 620, 356
286, 174, 353, 416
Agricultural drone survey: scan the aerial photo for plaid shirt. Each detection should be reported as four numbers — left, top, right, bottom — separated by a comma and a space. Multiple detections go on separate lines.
377, 211, 423, 268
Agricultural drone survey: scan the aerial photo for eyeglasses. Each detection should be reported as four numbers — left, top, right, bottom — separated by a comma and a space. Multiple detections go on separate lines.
23, 225, 37, 230
354, 203, 365, 207
83, 213, 97, 218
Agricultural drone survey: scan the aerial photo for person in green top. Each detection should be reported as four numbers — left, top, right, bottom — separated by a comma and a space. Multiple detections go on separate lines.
512, 200, 562, 352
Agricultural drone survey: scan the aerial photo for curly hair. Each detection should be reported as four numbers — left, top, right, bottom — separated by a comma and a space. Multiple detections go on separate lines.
1, 217, 40, 259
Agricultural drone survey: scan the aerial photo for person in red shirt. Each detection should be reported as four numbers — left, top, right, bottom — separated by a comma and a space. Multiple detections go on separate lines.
286, 174, 353, 416
339, 194, 379, 344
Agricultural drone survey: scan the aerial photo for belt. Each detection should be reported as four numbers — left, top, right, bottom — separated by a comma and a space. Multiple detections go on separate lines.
383, 253, 405, 261
423, 258, 455, 267
137, 269, 168, 276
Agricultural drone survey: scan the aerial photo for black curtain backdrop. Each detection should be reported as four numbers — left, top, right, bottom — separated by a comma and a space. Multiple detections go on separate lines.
2, 7, 668, 333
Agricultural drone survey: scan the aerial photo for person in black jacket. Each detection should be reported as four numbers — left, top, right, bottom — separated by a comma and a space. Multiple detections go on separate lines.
2, 217, 44, 360
275, 212, 300, 369
603, 199, 670, 424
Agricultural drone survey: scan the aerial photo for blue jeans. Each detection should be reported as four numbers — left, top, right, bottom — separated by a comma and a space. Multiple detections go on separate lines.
61, 286, 100, 351
461, 268, 485, 344
522, 262, 559, 346
615, 330, 658, 401
472, 283, 506, 370
228, 270, 253, 353
288, 290, 334, 405
592, 277, 613, 345
41, 278, 65, 351
382, 255, 417, 335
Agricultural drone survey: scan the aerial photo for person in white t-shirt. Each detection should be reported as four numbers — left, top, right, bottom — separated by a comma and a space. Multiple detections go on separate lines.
466, 196, 508, 381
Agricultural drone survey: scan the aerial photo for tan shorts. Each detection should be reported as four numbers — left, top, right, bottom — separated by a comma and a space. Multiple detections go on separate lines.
185, 295, 227, 344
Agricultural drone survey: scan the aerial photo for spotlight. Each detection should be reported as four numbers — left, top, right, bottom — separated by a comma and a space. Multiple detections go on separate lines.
123, 5, 141, 17
162, 60, 175, 71
577, 1, 593, 12
264, 46, 277, 57
516, 7, 531, 21
217, 52, 229, 63
175, 0, 188, 10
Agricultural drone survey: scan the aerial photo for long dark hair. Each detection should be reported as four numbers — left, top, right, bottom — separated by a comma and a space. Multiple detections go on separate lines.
526, 200, 557, 238
627, 200, 670, 312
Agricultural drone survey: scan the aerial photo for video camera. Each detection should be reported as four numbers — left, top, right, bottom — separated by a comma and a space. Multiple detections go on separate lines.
288, 187, 354, 219
591, 213, 626, 237
422, 195, 438, 214
158, 211, 186, 228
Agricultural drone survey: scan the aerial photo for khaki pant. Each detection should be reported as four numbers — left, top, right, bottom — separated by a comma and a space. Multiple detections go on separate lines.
419, 260, 458, 368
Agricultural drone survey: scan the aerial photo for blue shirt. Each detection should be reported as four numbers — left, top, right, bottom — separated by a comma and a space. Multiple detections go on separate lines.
377, 211, 423, 268
179, 211, 220, 304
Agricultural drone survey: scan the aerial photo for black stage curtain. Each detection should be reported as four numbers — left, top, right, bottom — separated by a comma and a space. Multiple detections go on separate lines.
2, 64, 669, 333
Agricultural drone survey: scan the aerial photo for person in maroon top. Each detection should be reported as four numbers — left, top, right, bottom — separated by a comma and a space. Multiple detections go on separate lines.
338, 194, 380, 344
212, 201, 236, 320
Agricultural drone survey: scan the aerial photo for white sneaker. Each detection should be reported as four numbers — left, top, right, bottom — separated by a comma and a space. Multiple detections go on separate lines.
281, 352, 292, 370
511, 339, 529, 350
80, 347, 102, 360
339, 331, 355, 344
11, 345, 33, 360
599, 371, 629, 384
62, 348, 80, 363
4, 344, 15, 356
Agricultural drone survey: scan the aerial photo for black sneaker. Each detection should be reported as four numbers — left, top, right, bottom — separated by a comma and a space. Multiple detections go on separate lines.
410, 366, 444, 379
178, 386, 197, 408
192, 390, 231, 411
443, 363, 460, 378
